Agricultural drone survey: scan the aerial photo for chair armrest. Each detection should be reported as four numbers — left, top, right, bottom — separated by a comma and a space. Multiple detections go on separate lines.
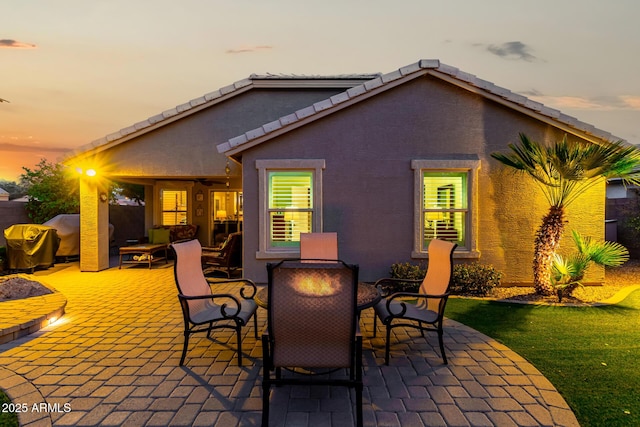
178, 292, 243, 318
373, 277, 422, 297
205, 278, 257, 299
384, 291, 451, 317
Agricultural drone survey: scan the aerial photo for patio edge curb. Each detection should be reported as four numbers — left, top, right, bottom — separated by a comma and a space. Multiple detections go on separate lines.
0, 366, 52, 427
0, 286, 67, 345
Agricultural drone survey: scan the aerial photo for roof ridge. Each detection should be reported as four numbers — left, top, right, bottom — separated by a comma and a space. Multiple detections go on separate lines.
249, 73, 381, 80
218, 59, 622, 155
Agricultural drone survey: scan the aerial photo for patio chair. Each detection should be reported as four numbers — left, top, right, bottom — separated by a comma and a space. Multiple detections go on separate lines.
202, 232, 242, 278
373, 239, 457, 365
262, 260, 363, 427
300, 232, 338, 260
170, 239, 258, 366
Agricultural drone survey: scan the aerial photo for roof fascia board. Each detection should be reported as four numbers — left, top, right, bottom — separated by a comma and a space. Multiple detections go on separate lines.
64, 76, 377, 164
428, 70, 615, 145
221, 71, 427, 158
63, 85, 256, 164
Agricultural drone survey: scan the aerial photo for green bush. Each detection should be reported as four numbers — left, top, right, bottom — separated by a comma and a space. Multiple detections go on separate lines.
388, 261, 503, 296
451, 263, 503, 296
389, 262, 427, 293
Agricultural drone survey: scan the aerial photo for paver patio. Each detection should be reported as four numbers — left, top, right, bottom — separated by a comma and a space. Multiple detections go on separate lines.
0, 260, 579, 426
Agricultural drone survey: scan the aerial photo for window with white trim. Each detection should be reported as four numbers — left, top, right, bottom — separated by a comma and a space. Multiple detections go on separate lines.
269, 171, 313, 247
422, 172, 466, 246
412, 159, 480, 257
157, 182, 193, 226
256, 159, 325, 258
161, 189, 188, 225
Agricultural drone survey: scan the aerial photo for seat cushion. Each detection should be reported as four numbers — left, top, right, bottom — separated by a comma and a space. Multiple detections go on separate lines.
190, 298, 257, 325
374, 298, 439, 324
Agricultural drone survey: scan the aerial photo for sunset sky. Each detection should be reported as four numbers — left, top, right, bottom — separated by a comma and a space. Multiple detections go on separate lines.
1, 0, 639, 181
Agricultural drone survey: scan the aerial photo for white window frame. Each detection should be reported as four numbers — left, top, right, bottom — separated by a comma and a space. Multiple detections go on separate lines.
155, 181, 193, 226
256, 159, 325, 259
411, 159, 480, 258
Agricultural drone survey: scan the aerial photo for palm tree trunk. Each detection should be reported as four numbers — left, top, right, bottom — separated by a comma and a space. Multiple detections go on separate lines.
563, 275, 583, 298
533, 205, 565, 295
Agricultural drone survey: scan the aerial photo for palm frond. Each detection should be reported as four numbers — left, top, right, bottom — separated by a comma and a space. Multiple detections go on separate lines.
550, 253, 588, 286
491, 134, 640, 209
571, 230, 629, 266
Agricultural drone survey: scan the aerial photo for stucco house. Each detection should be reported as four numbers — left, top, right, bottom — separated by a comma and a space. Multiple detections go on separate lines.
63, 73, 377, 271
64, 59, 621, 284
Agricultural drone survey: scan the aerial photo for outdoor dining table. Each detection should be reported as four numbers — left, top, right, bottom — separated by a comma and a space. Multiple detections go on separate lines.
254, 282, 381, 312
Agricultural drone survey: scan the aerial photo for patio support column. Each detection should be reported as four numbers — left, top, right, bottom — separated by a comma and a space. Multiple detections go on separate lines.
79, 177, 110, 271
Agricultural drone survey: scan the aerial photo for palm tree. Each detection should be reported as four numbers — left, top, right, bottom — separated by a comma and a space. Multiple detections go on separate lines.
491, 133, 640, 295
551, 230, 629, 301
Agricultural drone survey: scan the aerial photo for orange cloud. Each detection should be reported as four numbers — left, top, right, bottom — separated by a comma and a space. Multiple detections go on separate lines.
621, 96, 640, 110
528, 94, 640, 111
540, 96, 607, 110
0, 39, 37, 49
226, 45, 273, 54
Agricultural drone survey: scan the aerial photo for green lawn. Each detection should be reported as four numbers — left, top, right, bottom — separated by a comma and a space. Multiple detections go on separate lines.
446, 290, 640, 427
0, 389, 18, 427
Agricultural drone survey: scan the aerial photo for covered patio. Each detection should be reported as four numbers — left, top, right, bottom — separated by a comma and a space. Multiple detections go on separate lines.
0, 259, 579, 426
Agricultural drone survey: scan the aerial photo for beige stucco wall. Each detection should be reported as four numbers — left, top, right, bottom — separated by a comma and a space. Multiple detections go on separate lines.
483, 168, 605, 285
79, 178, 110, 271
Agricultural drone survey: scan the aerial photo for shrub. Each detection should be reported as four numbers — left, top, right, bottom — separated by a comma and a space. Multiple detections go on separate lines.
451, 263, 503, 296
387, 262, 427, 293
387, 261, 503, 296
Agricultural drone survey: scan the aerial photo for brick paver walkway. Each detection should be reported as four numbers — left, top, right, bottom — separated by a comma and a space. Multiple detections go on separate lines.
0, 261, 580, 426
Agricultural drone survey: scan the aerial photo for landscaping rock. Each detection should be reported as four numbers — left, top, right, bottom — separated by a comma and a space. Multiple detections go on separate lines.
0, 276, 53, 301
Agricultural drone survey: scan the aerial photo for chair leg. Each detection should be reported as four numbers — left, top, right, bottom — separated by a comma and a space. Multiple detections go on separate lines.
180, 332, 189, 366
384, 325, 392, 365
261, 334, 271, 427
253, 311, 259, 339
355, 335, 363, 427
262, 388, 270, 427
236, 326, 243, 367
355, 386, 363, 427
262, 370, 270, 426
438, 324, 447, 365
372, 314, 378, 337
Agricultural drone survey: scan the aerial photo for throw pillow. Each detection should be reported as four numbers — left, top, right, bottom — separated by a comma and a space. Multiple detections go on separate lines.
149, 228, 171, 244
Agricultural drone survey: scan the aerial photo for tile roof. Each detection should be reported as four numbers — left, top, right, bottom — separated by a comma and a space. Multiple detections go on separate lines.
217, 59, 624, 156
62, 73, 379, 162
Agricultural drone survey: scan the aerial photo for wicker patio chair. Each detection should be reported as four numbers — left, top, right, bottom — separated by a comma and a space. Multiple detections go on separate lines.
170, 239, 258, 366
262, 260, 363, 427
373, 239, 457, 365
202, 232, 243, 278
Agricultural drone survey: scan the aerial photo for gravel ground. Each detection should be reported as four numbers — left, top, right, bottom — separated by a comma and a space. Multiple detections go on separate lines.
0, 275, 53, 301
489, 260, 640, 304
